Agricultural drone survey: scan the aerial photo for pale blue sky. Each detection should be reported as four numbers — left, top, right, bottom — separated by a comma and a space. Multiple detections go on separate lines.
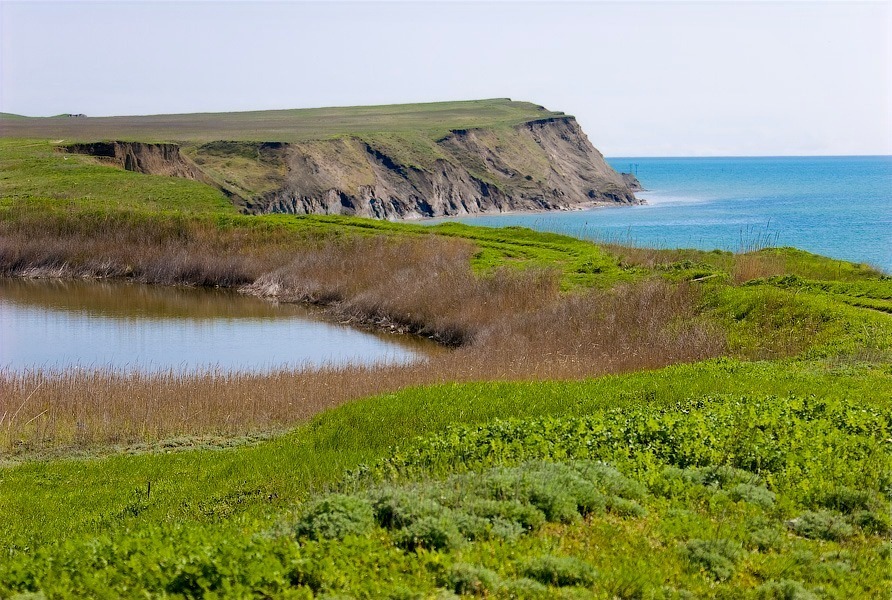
2, 1, 890, 156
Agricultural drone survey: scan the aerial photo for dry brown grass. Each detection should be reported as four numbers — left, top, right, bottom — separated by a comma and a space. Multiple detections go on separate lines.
1, 213, 728, 454
730, 253, 787, 284
1, 212, 559, 345
0, 280, 724, 454
603, 242, 788, 284
600, 244, 727, 271
244, 236, 559, 345
0, 213, 293, 286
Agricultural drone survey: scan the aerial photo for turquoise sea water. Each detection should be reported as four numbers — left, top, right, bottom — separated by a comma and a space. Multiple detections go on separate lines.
434, 156, 892, 273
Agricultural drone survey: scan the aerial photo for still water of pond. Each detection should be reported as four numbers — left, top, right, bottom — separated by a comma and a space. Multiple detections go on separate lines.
0, 278, 435, 373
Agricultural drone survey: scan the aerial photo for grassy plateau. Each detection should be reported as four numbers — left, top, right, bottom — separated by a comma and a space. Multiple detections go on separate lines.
0, 102, 891, 598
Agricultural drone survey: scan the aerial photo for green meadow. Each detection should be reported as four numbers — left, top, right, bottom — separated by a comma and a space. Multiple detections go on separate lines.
0, 99, 562, 144
1, 127, 891, 598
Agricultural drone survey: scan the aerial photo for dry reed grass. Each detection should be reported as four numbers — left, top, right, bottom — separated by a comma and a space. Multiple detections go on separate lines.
0, 214, 291, 286
730, 253, 787, 284
600, 244, 725, 271
244, 236, 559, 345
0, 280, 724, 454
1, 214, 728, 454
602, 242, 790, 284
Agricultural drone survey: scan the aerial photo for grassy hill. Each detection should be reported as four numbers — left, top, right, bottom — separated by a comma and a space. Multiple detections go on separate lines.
1, 99, 637, 219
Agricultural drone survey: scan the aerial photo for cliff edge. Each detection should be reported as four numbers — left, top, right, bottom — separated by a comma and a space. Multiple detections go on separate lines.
7, 99, 640, 219
238, 115, 638, 219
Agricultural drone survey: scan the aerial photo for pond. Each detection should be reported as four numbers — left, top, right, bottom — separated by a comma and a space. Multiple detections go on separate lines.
0, 278, 436, 373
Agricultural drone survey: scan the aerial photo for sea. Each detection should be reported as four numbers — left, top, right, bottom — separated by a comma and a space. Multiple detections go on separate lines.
430, 156, 892, 274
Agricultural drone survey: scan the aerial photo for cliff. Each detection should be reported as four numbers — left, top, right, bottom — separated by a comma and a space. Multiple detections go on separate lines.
63, 141, 209, 181
49, 101, 639, 219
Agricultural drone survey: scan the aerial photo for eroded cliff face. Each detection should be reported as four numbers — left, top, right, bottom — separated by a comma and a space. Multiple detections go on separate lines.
251, 116, 639, 219
63, 142, 208, 181
64, 116, 639, 219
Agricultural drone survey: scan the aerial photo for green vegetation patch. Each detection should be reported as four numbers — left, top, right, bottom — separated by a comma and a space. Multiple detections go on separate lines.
4, 392, 890, 597
0, 98, 562, 144
3, 359, 890, 552
0, 139, 233, 217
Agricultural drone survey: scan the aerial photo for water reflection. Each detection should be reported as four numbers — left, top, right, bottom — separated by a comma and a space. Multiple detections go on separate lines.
0, 278, 437, 372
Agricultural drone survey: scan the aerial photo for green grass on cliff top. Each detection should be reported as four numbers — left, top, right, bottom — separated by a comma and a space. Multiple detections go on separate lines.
0, 98, 564, 144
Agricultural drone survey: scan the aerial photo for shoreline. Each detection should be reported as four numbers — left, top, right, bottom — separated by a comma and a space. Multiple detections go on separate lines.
402, 196, 647, 223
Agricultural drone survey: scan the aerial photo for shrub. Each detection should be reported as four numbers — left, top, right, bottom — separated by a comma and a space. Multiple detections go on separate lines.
746, 525, 783, 552
651, 465, 764, 499
293, 494, 374, 540
446, 512, 494, 542
572, 462, 648, 500
446, 563, 501, 596
498, 577, 548, 599
464, 499, 546, 532
606, 496, 648, 518
526, 486, 583, 523
370, 488, 443, 530
478, 461, 648, 522
650, 467, 694, 498
486, 518, 526, 541
386, 588, 426, 600
817, 486, 875, 514
685, 465, 763, 489
753, 579, 818, 600
851, 509, 892, 535
463, 463, 602, 523
787, 511, 854, 541
729, 483, 776, 509
396, 516, 464, 551
521, 555, 597, 587
680, 539, 742, 581
295, 461, 652, 555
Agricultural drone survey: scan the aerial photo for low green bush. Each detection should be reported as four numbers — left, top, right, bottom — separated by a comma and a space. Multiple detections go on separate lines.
294, 461, 651, 553
397, 516, 464, 551
294, 494, 375, 540
464, 498, 546, 532
787, 510, 854, 541
445, 563, 501, 596
520, 555, 597, 587
606, 496, 648, 517
850, 509, 892, 535
753, 579, 818, 600
729, 483, 776, 509
816, 486, 876, 514
680, 538, 743, 581
745, 523, 784, 552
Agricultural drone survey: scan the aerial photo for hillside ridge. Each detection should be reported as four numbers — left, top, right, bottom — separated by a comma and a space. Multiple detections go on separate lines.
6, 99, 640, 219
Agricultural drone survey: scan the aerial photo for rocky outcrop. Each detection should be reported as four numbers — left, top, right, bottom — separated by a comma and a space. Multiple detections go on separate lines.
63, 141, 209, 182
64, 116, 640, 219
621, 172, 643, 192
248, 116, 639, 219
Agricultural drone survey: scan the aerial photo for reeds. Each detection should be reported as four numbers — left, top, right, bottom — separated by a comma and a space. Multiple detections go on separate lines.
0, 280, 725, 454
600, 228, 796, 285
1, 210, 733, 453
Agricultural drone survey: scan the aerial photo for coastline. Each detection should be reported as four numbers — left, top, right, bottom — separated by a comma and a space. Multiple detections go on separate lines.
404, 196, 647, 223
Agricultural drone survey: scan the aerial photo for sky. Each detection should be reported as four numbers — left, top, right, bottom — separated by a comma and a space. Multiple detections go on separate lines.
1, 0, 890, 156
